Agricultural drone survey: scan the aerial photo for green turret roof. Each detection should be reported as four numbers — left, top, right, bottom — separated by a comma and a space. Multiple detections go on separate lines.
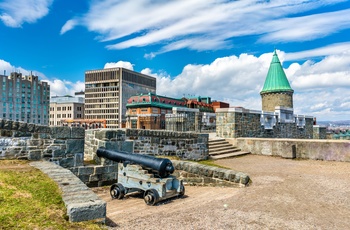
261, 50, 294, 94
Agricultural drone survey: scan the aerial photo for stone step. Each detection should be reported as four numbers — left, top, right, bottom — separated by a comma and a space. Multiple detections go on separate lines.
208, 141, 229, 147
210, 151, 250, 160
208, 138, 226, 144
209, 148, 241, 156
209, 144, 234, 150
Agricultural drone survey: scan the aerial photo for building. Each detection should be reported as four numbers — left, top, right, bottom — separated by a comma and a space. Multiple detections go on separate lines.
125, 93, 215, 131
126, 93, 187, 129
165, 107, 202, 132
183, 96, 214, 112
211, 101, 230, 112
74, 91, 85, 98
85, 68, 156, 128
0, 72, 50, 125
49, 95, 84, 126
260, 50, 294, 112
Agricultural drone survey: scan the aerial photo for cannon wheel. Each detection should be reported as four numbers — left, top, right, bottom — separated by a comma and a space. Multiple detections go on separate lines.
110, 183, 125, 199
178, 184, 185, 197
143, 189, 159, 206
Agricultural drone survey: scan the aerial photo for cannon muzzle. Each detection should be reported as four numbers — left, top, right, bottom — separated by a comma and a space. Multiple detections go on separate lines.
96, 147, 174, 178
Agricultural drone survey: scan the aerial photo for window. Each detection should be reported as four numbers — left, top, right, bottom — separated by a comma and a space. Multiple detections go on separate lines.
57, 107, 61, 111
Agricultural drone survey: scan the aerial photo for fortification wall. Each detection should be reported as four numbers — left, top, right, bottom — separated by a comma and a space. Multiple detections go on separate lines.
84, 128, 209, 162
0, 119, 84, 167
227, 138, 350, 162
216, 108, 314, 139
1, 122, 248, 187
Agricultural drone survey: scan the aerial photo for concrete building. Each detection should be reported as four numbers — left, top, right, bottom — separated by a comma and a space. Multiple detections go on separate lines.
0, 72, 50, 125
85, 68, 156, 128
49, 95, 84, 126
260, 50, 294, 112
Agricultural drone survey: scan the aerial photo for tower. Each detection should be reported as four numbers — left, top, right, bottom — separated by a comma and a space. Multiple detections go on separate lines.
260, 50, 294, 112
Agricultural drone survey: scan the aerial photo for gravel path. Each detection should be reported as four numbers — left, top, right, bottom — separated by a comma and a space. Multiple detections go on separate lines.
94, 155, 350, 230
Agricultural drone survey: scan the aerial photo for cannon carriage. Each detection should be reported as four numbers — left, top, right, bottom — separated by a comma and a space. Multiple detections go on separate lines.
96, 147, 185, 205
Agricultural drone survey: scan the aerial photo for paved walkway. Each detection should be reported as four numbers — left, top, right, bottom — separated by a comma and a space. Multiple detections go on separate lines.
96, 155, 350, 229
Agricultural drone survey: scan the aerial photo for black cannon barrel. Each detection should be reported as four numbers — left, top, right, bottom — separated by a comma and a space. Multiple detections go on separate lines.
96, 147, 174, 178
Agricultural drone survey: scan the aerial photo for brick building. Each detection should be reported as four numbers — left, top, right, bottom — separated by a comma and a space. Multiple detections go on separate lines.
125, 93, 215, 130
125, 93, 187, 129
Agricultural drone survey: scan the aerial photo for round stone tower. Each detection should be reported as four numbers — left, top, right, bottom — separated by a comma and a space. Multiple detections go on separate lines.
260, 50, 294, 112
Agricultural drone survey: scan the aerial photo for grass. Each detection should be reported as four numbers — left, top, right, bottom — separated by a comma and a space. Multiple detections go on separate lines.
0, 160, 104, 230
158, 155, 230, 169
194, 159, 230, 169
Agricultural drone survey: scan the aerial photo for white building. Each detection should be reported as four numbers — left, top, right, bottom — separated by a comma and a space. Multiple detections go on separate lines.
49, 95, 84, 126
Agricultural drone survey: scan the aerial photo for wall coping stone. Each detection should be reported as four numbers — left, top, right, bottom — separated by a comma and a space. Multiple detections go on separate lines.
172, 160, 250, 187
30, 161, 106, 222
236, 137, 350, 143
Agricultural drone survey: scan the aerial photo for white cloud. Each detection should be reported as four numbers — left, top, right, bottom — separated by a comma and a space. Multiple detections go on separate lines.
104, 61, 134, 70
0, 0, 53, 27
259, 8, 350, 43
46, 79, 85, 97
285, 42, 350, 61
138, 49, 350, 121
61, 0, 349, 57
60, 19, 78, 35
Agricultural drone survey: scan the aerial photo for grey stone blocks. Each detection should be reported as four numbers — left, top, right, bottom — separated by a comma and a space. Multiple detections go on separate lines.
50, 126, 71, 139
29, 161, 106, 223
172, 160, 250, 187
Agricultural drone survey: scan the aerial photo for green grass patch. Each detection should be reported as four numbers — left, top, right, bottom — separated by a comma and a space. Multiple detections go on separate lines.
158, 155, 230, 169
0, 160, 103, 230
194, 160, 230, 169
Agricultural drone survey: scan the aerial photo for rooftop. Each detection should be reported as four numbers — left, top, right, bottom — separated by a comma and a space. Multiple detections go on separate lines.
261, 50, 294, 94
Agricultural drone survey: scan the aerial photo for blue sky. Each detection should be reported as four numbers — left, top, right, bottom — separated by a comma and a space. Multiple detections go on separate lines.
1, 0, 350, 121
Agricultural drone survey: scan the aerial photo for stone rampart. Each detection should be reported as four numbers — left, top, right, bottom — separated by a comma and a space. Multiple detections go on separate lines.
228, 138, 350, 162
216, 107, 314, 139
30, 161, 106, 222
85, 128, 209, 162
172, 160, 250, 187
0, 119, 85, 167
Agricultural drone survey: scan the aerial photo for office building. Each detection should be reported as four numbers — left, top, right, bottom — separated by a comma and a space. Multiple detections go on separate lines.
85, 68, 156, 128
49, 95, 84, 126
0, 72, 50, 125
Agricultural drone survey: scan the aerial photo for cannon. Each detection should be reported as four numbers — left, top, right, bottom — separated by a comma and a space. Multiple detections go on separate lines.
96, 147, 185, 205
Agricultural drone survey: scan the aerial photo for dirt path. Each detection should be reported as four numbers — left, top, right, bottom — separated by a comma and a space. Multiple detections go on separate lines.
94, 155, 350, 230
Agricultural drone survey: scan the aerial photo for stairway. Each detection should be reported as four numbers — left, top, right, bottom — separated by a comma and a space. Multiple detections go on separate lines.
208, 138, 250, 160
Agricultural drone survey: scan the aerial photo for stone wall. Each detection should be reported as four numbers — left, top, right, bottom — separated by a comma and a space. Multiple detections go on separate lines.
0, 119, 84, 167
229, 138, 350, 162
261, 92, 293, 112
172, 160, 250, 187
313, 126, 327, 139
85, 128, 209, 162
216, 107, 314, 139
